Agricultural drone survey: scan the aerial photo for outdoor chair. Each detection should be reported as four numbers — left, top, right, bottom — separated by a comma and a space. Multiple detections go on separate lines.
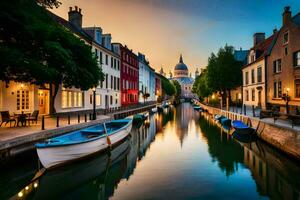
0, 111, 16, 127
26, 110, 39, 125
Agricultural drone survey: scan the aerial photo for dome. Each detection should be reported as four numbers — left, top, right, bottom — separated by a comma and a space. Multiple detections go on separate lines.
174, 54, 188, 71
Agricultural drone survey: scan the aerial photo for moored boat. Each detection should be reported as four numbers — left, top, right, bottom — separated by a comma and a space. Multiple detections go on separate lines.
193, 106, 202, 111
35, 118, 132, 169
151, 107, 158, 113
232, 120, 255, 135
220, 117, 231, 127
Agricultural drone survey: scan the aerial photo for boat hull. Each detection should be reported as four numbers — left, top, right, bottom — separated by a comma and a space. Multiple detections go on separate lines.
37, 121, 132, 169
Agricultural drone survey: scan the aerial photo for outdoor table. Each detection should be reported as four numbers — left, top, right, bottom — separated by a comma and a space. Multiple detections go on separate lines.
14, 112, 31, 127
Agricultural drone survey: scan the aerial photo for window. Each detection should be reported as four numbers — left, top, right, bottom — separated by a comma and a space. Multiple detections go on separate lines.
117, 60, 120, 70
105, 74, 108, 89
114, 77, 116, 90
273, 59, 282, 73
16, 90, 30, 111
284, 47, 288, 55
96, 94, 101, 106
62, 90, 83, 108
114, 59, 116, 69
95, 49, 98, 59
111, 57, 113, 68
245, 72, 249, 85
251, 69, 255, 84
295, 79, 300, 98
273, 81, 282, 98
105, 55, 108, 65
257, 67, 262, 83
245, 90, 249, 101
283, 31, 289, 45
117, 78, 120, 90
293, 51, 300, 67
252, 89, 255, 101
111, 75, 113, 89
96, 30, 101, 44
110, 96, 113, 105
100, 52, 103, 64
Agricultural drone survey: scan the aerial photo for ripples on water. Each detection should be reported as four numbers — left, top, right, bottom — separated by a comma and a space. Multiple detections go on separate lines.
0, 103, 299, 200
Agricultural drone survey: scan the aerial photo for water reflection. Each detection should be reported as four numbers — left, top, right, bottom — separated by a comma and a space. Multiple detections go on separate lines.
2, 103, 300, 200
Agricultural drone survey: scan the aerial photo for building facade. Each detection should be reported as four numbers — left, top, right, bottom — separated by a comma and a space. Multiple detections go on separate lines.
169, 55, 194, 98
242, 33, 276, 109
84, 27, 121, 109
112, 44, 139, 106
138, 53, 156, 103
155, 73, 162, 101
267, 7, 300, 113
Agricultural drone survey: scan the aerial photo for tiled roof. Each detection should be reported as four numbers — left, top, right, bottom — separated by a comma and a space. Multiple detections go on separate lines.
234, 50, 249, 64
47, 11, 92, 43
292, 12, 300, 26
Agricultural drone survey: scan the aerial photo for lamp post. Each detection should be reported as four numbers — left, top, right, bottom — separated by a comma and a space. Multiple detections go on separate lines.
285, 88, 290, 114
93, 87, 96, 120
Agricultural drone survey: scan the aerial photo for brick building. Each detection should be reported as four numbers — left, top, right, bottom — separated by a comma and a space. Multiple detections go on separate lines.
267, 7, 300, 113
112, 44, 139, 106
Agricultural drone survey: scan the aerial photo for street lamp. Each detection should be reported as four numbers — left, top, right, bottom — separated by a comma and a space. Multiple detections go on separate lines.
92, 87, 96, 120
285, 87, 290, 114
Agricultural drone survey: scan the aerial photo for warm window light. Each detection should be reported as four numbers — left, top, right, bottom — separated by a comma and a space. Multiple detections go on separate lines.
286, 87, 290, 92
212, 94, 215, 99
238, 93, 242, 100
20, 84, 24, 88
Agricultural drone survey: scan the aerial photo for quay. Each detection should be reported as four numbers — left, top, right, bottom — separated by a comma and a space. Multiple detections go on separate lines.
198, 102, 300, 161
0, 103, 156, 159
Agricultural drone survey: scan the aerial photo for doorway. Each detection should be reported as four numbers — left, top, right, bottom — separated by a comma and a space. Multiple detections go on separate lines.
258, 90, 262, 108
38, 90, 49, 114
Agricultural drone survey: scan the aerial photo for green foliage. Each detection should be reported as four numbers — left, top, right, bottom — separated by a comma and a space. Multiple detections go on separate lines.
206, 45, 242, 94
0, 0, 104, 113
192, 71, 212, 100
161, 76, 175, 96
172, 80, 181, 97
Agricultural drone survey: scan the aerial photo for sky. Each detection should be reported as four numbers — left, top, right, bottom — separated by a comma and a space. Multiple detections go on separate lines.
51, 0, 300, 76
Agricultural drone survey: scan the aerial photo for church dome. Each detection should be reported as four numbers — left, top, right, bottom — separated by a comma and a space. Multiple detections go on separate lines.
174, 54, 188, 71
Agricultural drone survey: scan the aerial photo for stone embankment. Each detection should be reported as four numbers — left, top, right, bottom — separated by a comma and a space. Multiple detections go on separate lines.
199, 103, 300, 161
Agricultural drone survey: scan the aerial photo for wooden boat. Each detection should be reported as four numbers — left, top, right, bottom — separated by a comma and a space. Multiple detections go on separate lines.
220, 117, 231, 127
232, 120, 255, 134
35, 118, 132, 169
14, 139, 130, 200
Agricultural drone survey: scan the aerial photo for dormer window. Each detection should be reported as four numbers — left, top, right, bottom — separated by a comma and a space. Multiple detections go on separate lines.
283, 31, 289, 45
96, 30, 101, 44
248, 50, 255, 63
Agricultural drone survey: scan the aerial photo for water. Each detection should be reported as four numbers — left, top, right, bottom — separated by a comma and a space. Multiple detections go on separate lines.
1, 103, 299, 200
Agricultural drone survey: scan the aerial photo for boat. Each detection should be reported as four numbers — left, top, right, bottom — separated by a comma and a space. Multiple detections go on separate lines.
193, 106, 202, 111
232, 130, 257, 143
150, 107, 158, 113
220, 117, 231, 127
35, 118, 132, 169
14, 139, 130, 200
232, 120, 255, 134
133, 112, 148, 123
214, 114, 222, 121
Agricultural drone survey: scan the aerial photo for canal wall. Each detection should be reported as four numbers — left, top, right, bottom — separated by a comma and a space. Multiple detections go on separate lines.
198, 103, 300, 161
0, 104, 156, 159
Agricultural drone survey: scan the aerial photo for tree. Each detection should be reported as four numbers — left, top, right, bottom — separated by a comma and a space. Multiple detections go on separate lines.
172, 80, 181, 98
192, 71, 212, 101
160, 76, 175, 97
0, 0, 104, 113
206, 45, 242, 102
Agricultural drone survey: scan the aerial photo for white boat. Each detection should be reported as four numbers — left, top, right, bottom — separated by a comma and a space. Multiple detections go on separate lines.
151, 107, 158, 113
35, 118, 132, 169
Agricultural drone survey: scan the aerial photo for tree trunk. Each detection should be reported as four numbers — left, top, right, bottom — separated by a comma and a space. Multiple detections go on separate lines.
49, 83, 59, 115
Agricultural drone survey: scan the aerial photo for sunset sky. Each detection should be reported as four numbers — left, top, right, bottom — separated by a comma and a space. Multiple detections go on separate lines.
51, 0, 300, 76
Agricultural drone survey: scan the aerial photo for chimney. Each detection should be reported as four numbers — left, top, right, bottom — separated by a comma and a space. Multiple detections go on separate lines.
253, 33, 265, 46
282, 6, 291, 26
68, 6, 82, 29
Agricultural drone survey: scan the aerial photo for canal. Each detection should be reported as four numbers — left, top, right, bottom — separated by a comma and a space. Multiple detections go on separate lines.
0, 103, 299, 200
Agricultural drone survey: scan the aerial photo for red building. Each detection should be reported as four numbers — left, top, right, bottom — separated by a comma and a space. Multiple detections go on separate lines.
112, 43, 139, 106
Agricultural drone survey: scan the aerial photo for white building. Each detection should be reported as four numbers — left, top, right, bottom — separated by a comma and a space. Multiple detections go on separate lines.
138, 53, 156, 103
84, 27, 121, 109
169, 55, 195, 98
